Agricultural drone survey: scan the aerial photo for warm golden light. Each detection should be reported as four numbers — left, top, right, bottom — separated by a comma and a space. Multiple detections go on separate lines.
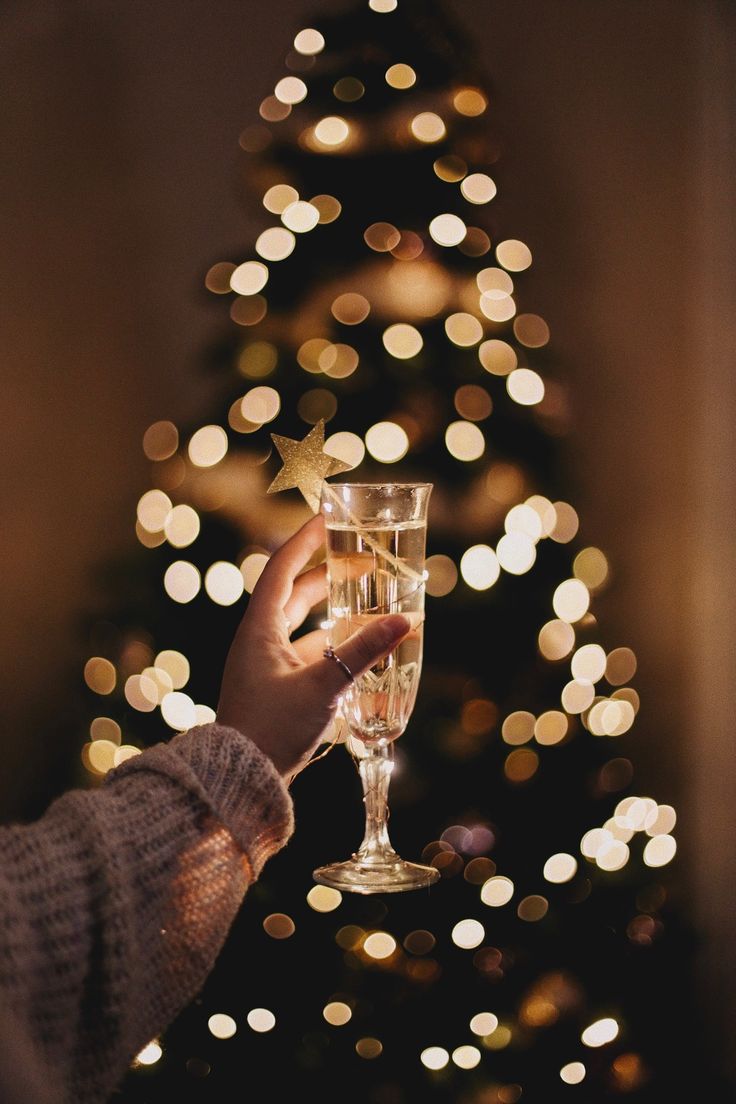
255, 226, 295, 261
429, 213, 466, 247
364, 222, 401, 252
538, 619, 575, 660
461, 173, 496, 204
331, 292, 370, 324
161, 691, 197, 731
561, 679, 595, 714
247, 1008, 276, 1033
581, 1017, 619, 1048
560, 1062, 586, 1084
434, 154, 467, 182
259, 95, 290, 122
505, 747, 539, 781
134, 1041, 162, 1067
497, 532, 536, 574
451, 919, 485, 949
364, 932, 397, 959
543, 853, 578, 883
596, 839, 630, 871
421, 1047, 449, 1071
155, 649, 190, 688
164, 560, 201, 603
481, 876, 514, 907
205, 562, 245, 606
293, 27, 325, 54
298, 337, 331, 373
574, 546, 609, 590
242, 386, 281, 424
307, 885, 342, 912
445, 312, 483, 346
382, 323, 423, 358
502, 711, 535, 746
425, 554, 458, 597
453, 87, 488, 116
188, 425, 228, 467
356, 1037, 383, 1059
386, 63, 416, 88
365, 421, 409, 462
281, 200, 320, 232
571, 644, 607, 683
445, 420, 485, 461
505, 504, 543, 541
313, 115, 350, 146
645, 804, 676, 836
164, 504, 200, 548
137, 489, 172, 533
263, 913, 296, 939
230, 295, 267, 326
605, 646, 637, 685
208, 1013, 237, 1039
550, 501, 579, 543
454, 384, 492, 421
90, 716, 121, 743
124, 674, 158, 713
513, 313, 550, 348
323, 1001, 352, 1026
507, 368, 545, 406
230, 260, 269, 295
479, 292, 516, 322
643, 834, 677, 867
325, 430, 365, 469
479, 339, 517, 376
460, 545, 500, 590
275, 76, 307, 104
496, 239, 533, 271
470, 1012, 499, 1036
320, 343, 359, 378
452, 1045, 481, 1069
263, 184, 299, 214
143, 421, 178, 461
534, 710, 569, 745
84, 657, 116, 695
411, 112, 446, 143
369, 0, 397, 10
553, 579, 590, 622
310, 194, 342, 223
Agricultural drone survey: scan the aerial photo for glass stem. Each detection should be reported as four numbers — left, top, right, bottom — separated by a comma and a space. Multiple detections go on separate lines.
355, 740, 398, 865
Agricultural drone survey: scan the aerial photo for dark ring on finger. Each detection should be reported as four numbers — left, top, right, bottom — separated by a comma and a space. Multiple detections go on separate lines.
322, 646, 355, 684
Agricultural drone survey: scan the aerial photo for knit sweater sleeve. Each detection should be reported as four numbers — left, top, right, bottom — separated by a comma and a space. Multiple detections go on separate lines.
0, 723, 293, 1104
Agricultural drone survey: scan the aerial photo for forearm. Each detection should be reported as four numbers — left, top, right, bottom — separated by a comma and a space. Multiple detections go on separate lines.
0, 724, 292, 1104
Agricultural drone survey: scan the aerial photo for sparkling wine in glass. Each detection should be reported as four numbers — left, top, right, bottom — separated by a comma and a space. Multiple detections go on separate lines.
312, 482, 439, 894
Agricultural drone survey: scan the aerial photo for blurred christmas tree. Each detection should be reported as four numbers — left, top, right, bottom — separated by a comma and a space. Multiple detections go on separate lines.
77, 1, 709, 1101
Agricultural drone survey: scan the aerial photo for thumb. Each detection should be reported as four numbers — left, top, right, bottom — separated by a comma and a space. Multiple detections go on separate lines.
321, 614, 411, 692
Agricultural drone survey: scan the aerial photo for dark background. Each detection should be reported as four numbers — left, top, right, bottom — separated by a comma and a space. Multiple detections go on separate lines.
1, 0, 734, 1086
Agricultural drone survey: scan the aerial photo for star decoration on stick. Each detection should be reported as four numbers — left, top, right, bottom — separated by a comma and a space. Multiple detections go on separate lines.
267, 418, 352, 512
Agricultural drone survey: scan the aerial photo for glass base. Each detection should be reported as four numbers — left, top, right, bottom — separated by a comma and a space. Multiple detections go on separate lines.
313, 855, 440, 895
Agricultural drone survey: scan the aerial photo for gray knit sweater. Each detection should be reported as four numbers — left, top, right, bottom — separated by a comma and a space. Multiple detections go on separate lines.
0, 723, 294, 1104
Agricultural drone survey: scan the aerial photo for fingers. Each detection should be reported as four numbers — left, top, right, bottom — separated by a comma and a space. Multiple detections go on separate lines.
319, 614, 411, 693
249, 513, 325, 616
282, 563, 327, 632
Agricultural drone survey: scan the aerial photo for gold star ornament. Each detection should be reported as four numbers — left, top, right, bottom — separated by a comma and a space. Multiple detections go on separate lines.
267, 418, 352, 512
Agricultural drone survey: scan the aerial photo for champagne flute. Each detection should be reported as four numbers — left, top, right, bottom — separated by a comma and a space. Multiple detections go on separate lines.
312, 482, 439, 894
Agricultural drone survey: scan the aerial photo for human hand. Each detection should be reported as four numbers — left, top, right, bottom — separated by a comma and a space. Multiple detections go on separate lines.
216, 513, 410, 778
